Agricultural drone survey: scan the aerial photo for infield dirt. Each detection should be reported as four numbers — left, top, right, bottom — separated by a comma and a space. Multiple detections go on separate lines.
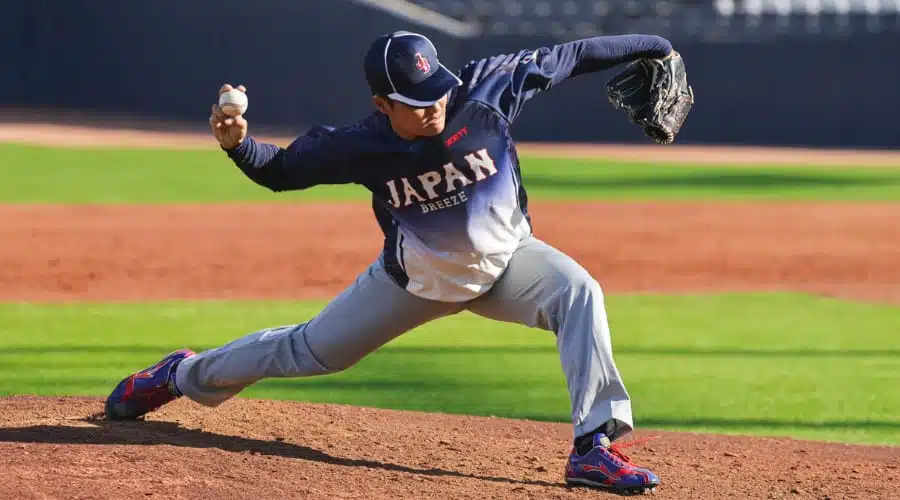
2, 202, 899, 305
2, 396, 898, 500
1, 123, 898, 499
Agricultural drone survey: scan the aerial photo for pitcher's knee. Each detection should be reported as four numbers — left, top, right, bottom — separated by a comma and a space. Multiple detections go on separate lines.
298, 331, 365, 374
541, 273, 604, 333
318, 353, 364, 374
277, 325, 361, 377
564, 274, 604, 304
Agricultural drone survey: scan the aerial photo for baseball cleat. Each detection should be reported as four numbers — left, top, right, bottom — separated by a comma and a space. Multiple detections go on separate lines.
565, 433, 660, 495
104, 349, 195, 420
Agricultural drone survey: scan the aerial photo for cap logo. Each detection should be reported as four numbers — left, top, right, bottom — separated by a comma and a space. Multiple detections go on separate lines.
415, 52, 431, 73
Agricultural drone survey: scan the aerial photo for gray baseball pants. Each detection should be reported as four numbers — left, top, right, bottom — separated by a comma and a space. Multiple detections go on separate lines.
174, 236, 633, 439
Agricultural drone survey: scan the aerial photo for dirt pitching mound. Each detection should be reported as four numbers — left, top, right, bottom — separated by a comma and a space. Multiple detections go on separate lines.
1, 396, 897, 500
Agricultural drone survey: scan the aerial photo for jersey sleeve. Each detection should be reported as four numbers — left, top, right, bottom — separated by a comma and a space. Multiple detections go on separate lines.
458, 34, 673, 123
224, 124, 362, 192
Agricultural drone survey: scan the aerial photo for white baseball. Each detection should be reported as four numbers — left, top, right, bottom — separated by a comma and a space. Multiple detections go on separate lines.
219, 89, 248, 117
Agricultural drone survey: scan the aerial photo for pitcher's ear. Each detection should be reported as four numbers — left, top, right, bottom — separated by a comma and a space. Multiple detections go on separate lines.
372, 95, 393, 114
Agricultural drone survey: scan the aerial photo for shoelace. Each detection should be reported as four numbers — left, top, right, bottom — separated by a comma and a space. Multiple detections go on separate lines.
607, 435, 661, 465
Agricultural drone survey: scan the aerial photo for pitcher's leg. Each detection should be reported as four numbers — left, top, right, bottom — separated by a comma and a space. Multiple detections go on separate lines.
466, 237, 659, 493
467, 237, 632, 440
172, 256, 461, 407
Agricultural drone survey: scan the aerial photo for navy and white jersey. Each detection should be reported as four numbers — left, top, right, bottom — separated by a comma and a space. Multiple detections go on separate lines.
226, 35, 672, 302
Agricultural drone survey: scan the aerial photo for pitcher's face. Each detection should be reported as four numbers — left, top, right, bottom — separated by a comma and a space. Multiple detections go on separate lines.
374, 94, 449, 139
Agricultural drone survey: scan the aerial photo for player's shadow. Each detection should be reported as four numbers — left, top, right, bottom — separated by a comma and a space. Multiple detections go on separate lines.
0, 418, 564, 489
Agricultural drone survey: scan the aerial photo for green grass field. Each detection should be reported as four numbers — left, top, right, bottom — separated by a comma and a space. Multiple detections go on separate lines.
2, 143, 900, 203
1, 143, 897, 446
1, 294, 898, 445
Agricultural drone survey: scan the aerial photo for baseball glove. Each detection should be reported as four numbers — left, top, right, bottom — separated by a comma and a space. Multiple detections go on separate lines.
605, 51, 694, 144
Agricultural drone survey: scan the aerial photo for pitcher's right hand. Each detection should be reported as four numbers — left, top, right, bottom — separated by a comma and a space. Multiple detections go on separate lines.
209, 83, 248, 150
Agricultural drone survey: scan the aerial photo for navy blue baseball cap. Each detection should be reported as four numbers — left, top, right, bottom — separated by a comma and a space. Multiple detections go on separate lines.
364, 31, 462, 107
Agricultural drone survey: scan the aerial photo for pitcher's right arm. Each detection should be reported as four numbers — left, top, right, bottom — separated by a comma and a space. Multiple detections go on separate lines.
209, 83, 360, 192
222, 127, 360, 192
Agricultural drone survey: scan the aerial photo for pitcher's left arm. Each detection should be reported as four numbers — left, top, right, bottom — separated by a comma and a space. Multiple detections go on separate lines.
459, 34, 673, 122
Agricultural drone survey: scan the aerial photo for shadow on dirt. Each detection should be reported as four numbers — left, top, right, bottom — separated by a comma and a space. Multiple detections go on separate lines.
0, 418, 565, 489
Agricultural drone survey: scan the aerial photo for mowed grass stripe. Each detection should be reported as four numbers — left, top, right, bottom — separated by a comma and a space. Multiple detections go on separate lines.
1, 293, 898, 445
2, 143, 900, 203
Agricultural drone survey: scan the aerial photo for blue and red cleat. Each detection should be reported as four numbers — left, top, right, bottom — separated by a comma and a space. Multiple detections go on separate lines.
104, 349, 195, 420
565, 433, 660, 495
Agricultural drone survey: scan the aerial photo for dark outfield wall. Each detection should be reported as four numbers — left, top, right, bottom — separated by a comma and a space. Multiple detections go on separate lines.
0, 1, 457, 132
2, 0, 898, 148
0, 1, 25, 100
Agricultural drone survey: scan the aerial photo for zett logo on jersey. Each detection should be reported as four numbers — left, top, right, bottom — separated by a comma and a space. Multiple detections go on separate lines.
445, 126, 468, 147
384, 148, 498, 213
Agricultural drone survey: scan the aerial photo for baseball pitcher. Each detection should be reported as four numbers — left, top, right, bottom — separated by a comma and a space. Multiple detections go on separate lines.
104, 31, 693, 494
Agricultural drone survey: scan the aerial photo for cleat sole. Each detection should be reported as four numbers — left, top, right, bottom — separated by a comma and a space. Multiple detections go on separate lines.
566, 477, 660, 496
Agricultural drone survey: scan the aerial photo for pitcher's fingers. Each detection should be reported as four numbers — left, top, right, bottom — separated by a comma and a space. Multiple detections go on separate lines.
211, 103, 228, 121
218, 83, 234, 95
210, 105, 234, 129
209, 104, 223, 128
236, 85, 247, 93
